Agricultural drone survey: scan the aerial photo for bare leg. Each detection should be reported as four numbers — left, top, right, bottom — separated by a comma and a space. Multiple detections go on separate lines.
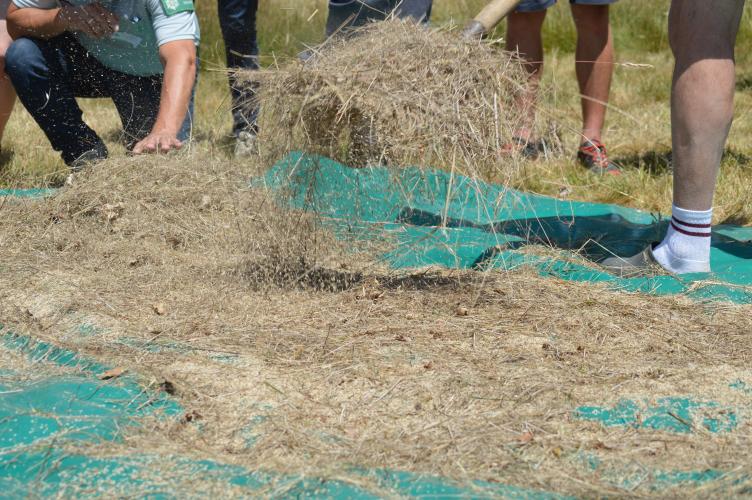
648, 0, 743, 273
0, 17, 16, 148
505, 10, 547, 141
602, 0, 744, 274
669, 0, 743, 211
571, 4, 613, 144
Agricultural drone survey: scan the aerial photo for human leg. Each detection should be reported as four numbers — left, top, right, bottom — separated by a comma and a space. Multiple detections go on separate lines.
570, 2, 618, 174
668, 0, 743, 211
218, 0, 259, 136
326, 0, 390, 36
504, 4, 548, 144
5, 35, 108, 166
390, 0, 432, 22
602, 0, 744, 275
652, 0, 744, 273
0, 0, 16, 149
570, 2, 613, 144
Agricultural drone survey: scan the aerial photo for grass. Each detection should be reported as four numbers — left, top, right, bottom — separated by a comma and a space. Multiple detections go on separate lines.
1, 0, 751, 223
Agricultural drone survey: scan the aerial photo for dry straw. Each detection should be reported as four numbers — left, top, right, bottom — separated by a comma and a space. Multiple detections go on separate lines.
0, 21, 751, 498
254, 20, 533, 180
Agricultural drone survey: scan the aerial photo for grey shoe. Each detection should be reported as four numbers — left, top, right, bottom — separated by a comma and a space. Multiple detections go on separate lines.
600, 244, 669, 277
234, 131, 258, 157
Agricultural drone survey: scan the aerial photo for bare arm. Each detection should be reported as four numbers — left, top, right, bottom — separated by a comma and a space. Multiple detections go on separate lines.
132, 39, 196, 154
7, 2, 66, 39
6, 2, 119, 40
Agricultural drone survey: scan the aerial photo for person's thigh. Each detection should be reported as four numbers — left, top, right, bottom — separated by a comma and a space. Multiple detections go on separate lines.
218, 0, 258, 68
6, 34, 105, 98
516, 0, 556, 13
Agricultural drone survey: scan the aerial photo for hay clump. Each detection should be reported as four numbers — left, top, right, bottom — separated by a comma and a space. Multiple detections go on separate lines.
257, 21, 528, 176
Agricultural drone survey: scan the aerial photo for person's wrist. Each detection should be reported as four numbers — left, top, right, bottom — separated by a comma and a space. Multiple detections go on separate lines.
151, 123, 180, 136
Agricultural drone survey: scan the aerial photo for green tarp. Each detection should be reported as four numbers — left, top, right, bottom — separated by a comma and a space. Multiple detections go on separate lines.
0, 327, 568, 497
259, 152, 752, 303
2, 155, 751, 496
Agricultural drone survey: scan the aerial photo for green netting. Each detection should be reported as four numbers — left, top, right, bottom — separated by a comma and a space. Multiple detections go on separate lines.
575, 397, 738, 433
3, 155, 752, 496
3, 323, 741, 497
258, 152, 752, 303
0, 188, 56, 198
1, 324, 741, 497
0, 326, 569, 498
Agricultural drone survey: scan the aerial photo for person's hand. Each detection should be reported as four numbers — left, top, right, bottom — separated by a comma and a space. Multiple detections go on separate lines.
132, 131, 183, 155
59, 3, 119, 38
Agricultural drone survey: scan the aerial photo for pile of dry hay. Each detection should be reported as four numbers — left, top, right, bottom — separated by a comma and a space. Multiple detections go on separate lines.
1, 21, 752, 497
256, 21, 536, 177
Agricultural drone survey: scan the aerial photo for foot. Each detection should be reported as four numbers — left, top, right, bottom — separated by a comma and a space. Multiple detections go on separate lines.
577, 139, 621, 175
234, 130, 258, 157
500, 136, 544, 160
600, 244, 669, 277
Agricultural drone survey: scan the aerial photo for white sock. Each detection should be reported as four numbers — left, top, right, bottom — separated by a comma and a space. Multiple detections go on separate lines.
653, 205, 712, 274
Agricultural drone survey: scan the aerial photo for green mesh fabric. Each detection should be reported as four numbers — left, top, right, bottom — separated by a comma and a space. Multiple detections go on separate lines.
259, 153, 752, 303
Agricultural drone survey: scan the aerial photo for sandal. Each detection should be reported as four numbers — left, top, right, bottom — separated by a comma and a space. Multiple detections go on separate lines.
577, 139, 621, 175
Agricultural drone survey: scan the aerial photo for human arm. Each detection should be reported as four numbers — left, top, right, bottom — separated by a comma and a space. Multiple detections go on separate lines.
132, 38, 196, 154
6, 1, 119, 40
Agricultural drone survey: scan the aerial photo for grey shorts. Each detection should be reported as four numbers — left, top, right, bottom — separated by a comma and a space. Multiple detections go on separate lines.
516, 0, 617, 13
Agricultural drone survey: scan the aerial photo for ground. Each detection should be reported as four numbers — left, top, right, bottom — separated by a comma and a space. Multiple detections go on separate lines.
1, 1, 752, 498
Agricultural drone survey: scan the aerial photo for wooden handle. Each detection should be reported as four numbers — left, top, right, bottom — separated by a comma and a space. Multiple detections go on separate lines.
462, 0, 521, 38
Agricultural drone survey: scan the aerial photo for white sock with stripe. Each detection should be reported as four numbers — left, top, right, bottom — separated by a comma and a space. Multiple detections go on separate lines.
653, 205, 712, 274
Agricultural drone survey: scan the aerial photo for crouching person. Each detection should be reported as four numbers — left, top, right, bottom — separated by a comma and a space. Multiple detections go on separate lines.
5, 0, 198, 169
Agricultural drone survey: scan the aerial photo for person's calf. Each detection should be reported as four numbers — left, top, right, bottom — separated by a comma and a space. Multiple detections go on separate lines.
505, 11, 546, 146
572, 4, 613, 144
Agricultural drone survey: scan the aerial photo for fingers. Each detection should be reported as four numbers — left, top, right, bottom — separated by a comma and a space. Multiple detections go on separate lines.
92, 4, 120, 32
88, 4, 119, 37
132, 135, 183, 155
162, 136, 183, 152
131, 141, 146, 155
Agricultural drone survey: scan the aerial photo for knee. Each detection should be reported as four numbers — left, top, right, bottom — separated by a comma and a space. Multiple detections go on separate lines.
5, 38, 41, 78
572, 5, 610, 35
505, 12, 545, 54
507, 11, 546, 37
